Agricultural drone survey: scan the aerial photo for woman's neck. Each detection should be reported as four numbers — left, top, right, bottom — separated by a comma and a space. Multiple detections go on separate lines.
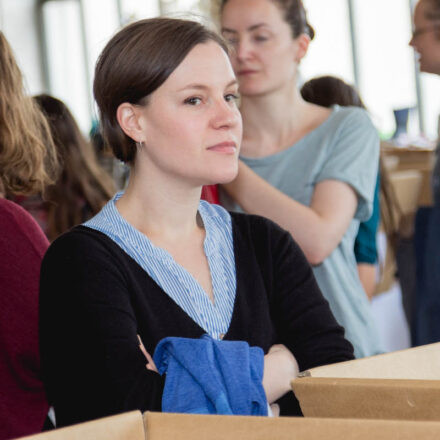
115, 165, 203, 245
239, 83, 328, 157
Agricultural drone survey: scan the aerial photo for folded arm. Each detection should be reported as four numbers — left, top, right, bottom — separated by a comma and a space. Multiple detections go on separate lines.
39, 231, 164, 426
222, 161, 357, 265
262, 344, 299, 404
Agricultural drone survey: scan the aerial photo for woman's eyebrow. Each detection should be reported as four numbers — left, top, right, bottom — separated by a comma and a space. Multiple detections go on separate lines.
222, 23, 269, 33
177, 79, 238, 92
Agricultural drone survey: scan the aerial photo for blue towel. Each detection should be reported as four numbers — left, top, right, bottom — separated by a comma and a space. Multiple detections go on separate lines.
153, 334, 268, 416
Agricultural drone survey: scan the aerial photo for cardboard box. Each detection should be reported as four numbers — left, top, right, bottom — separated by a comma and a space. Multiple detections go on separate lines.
381, 144, 434, 206
16, 409, 440, 440
17, 411, 145, 440
291, 343, 440, 420
292, 377, 440, 421
143, 412, 440, 439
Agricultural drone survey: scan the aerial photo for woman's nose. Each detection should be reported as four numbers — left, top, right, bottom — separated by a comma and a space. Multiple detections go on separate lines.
235, 39, 252, 62
212, 100, 241, 130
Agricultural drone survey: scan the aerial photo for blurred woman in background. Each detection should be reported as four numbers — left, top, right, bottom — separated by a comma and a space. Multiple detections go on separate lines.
14, 94, 115, 241
0, 32, 58, 439
410, 0, 440, 204
219, 0, 382, 357
300, 75, 381, 299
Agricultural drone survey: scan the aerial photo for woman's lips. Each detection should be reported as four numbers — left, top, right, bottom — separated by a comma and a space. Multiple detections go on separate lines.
207, 142, 237, 154
238, 69, 258, 76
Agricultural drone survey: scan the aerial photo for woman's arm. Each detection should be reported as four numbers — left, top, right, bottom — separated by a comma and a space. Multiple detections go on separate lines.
262, 344, 299, 404
39, 230, 164, 426
267, 219, 355, 371
357, 263, 377, 300
223, 162, 357, 265
224, 108, 379, 266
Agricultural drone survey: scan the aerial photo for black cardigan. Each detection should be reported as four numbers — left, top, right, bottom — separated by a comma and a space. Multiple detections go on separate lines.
39, 212, 353, 426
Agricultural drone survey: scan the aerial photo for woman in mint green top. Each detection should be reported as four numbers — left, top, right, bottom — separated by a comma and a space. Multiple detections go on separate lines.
300, 75, 381, 300
219, 0, 383, 358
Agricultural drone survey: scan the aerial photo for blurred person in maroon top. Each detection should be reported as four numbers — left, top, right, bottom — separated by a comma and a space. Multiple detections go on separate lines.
0, 31, 58, 439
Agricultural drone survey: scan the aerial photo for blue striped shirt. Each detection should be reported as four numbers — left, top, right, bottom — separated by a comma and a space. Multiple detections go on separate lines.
84, 192, 236, 340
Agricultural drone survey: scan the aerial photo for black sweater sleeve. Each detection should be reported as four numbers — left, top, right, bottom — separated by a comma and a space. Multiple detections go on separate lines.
39, 229, 164, 427
229, 214, 354, 416
233, 213, 354, 371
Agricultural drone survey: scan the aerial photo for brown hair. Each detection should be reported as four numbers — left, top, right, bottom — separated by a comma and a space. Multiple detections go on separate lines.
93, 18, 228, 164
424, 0, 440, 20
220, 0, 315, 40
34, 94, 115, 241
301, 76, 365, 109
0, 32, 58, 195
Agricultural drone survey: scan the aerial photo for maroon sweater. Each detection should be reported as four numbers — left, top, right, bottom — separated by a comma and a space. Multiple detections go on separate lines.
0, 199, 49, 440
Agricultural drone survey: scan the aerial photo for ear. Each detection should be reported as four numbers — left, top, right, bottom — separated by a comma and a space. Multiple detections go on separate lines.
294, 34, 311, 64
116, 102, 145, 143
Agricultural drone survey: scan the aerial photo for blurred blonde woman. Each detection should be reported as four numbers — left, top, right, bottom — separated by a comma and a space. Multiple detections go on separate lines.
0, 32, 58, 439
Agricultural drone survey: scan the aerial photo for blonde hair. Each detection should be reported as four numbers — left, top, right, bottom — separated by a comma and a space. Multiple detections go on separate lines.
0, 32, 58, 195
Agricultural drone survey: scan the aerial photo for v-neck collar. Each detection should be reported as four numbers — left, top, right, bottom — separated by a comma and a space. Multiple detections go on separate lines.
77, 216, 244, 341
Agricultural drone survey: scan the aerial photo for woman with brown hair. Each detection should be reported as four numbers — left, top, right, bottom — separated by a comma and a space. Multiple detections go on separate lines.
39, 17, 353, 425
219, 0, 382, 358
0, 32, 58, 439
15, 94, 115, 242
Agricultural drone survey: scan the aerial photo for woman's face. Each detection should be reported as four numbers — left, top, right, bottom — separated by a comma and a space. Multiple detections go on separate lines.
410, 0, 440, 75
133, 41, 242, 187
221, 0, 301, 96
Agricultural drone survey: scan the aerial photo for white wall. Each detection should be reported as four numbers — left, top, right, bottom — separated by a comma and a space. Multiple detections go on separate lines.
0, 0, 45, 94
0, 0, 438, 140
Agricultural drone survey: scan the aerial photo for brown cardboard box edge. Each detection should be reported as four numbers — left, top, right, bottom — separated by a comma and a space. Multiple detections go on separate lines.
143, 412, 440, 440
291, 343, 440, 421
14, 410, 440, 440
299, 342, 440, 379
17, 410, 145, 440
292, 377, 440, 421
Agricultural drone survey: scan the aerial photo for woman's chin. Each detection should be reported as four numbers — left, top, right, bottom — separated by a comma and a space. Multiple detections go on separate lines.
216, 166, 239, 184
203, 168, 238, 186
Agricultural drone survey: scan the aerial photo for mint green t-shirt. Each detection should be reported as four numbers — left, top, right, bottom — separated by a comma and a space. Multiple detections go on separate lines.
221, 105, 383, 358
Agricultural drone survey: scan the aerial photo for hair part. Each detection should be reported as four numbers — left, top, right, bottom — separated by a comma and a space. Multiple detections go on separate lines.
0, 32, 58, 195
93, 17, 228, 164
220, 0, 315, 40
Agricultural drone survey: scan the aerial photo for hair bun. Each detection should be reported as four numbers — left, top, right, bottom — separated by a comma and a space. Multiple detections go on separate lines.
306, 22, 315, 40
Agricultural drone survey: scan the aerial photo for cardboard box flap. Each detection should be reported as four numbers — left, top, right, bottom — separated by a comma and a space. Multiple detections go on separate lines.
292, 377, 440, 421
17, 411, 144, 440
144, 412, 440, 440
301, 343, 440, 379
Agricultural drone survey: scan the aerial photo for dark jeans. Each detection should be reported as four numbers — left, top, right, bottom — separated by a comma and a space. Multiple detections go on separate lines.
412, 206, 440, 346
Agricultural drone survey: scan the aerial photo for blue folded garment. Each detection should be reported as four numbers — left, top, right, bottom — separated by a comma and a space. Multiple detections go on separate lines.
153, 334, 268, 416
